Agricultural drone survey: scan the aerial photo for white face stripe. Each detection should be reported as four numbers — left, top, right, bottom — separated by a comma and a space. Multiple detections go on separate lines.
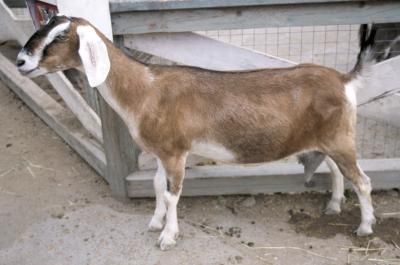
43, 21, 71, 47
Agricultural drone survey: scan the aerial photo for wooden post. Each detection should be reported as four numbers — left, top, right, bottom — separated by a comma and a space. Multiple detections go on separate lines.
98, 87, 140, 199
64, 69, 101, 115
58, 0, 140, 199
98, 36, 141, 199
99, 37, 141, 199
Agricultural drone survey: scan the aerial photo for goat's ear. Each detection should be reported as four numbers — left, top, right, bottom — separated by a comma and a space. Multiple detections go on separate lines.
77, 25, 110, 87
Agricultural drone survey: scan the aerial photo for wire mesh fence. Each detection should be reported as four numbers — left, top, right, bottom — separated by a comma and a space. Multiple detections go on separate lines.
198, 25, 360, 72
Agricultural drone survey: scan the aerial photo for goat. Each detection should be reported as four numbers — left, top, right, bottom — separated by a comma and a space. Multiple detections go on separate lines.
17, 16, 376, 250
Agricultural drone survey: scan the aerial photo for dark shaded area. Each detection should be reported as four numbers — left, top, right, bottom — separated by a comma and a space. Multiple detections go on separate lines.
4, 0, 26, 8
288, 206, 400, 247
372, 23, 400, 62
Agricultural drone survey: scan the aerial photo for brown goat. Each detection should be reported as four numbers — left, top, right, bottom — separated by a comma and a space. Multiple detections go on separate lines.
16, 16, 375, 250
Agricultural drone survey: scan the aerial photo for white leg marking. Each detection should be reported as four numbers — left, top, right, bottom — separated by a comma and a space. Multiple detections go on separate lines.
148, 159, 167, 231
158, 191, 180, 251
325, 157, 345, 214
354, 165, 375, 236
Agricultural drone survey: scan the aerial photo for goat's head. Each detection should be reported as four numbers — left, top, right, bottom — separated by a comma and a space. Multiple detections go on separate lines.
17, 15, 110, 87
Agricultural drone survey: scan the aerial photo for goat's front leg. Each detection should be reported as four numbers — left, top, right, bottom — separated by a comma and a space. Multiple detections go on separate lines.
148, 158, 167, 231
157, 153, 188, 251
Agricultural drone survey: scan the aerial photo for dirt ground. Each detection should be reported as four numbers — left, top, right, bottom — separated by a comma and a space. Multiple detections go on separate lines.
1, 46, 400, 265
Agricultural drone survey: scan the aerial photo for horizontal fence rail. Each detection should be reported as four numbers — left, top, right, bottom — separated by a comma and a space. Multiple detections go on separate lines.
110, 0, 400, 35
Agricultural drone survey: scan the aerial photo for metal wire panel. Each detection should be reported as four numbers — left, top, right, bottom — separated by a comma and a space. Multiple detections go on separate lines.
199, 25, 360, 72
357, 116, 400, 159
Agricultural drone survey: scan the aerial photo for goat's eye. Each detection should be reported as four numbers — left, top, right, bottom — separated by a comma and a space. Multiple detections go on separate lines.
55, 34, 68, 42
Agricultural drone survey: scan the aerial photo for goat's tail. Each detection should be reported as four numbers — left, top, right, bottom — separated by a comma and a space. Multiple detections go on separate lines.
346, 24, 400, 107
349, 24, 400, 78
348, 24, 377, 78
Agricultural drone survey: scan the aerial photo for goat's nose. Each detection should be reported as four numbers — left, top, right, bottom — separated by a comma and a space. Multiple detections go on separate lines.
16, 59, 25, 67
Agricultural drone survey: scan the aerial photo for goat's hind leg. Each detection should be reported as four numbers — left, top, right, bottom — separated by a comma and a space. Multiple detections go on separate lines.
298, 152, 345, 214
149, 158, 167, 231
329, 150, 375, 236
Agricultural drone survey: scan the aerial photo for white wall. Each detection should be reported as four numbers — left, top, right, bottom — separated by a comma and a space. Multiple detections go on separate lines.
57, 0, 113, 41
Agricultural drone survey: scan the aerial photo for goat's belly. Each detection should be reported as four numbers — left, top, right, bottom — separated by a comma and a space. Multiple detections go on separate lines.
190, 141, 237, 163
190, 140, 291, 164
190, 137, 306, 164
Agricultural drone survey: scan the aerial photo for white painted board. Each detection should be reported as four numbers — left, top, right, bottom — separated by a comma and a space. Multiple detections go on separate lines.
0, 1, 34, 44
57, 0, 113, 41
358, 56, 400, 127
357, 56, 400, 105
125, 32, 295, 70
126, 158, 400, 197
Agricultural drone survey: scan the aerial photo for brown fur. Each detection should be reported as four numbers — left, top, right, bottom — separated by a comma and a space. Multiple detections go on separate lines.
108, 58, 350, 163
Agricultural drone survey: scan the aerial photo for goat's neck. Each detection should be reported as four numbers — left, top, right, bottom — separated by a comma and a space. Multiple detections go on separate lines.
101, 40, 152, 115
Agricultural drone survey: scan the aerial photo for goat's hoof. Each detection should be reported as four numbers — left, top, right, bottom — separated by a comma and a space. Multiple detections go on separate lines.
304, 180, 316, 188
354, 220, 375, 237
355, 227, 373, 237
324, 207, 341, 215
324, 198, 345, 215
324, 203, 341, 215
158, 230, 179, 251
148, 217, 164, 232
